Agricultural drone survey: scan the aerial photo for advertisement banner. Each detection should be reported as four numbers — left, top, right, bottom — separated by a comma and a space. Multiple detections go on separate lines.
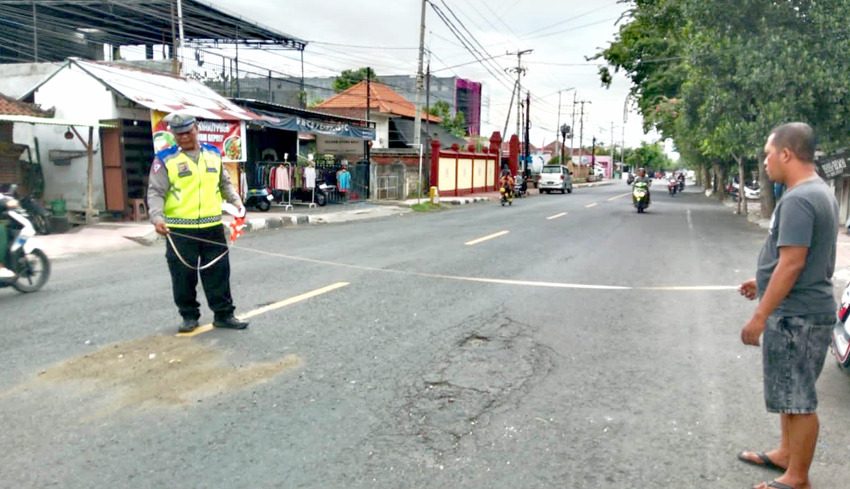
150, 110, 246, 162
253, 109, 376, 141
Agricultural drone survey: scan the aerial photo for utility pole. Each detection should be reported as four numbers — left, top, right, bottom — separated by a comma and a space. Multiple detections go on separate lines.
556, 88, 575, 163
578, 100, 592, 173
176, 0, 186, 76
512, 50, 533, 143
32, 2, 38, 61
425, 60, 431, 141
366, 67, 371, 161
569, 92, 577, 165
524, 91, 530, 174
170, 1, 178, 75
623, 95, 630, 175
611, 121, 615, 179
502, 79, 518, 144
413, 0, 427, 148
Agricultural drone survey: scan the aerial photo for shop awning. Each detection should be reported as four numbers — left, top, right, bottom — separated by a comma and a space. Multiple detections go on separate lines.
22, 59, 262, 122
249, 108, 375, 141
0, 114, 116, 128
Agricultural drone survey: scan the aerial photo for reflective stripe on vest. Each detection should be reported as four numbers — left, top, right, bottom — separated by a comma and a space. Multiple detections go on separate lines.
162, 146, 224, 229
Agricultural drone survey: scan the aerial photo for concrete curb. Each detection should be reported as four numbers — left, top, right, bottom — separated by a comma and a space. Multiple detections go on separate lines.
573, 180, 616, 189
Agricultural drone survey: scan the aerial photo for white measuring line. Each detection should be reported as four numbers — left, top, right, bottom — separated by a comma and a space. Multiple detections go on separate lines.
585, 203, 598, 208
465, 230, 510, 246
165, 234, 740, 293
547, 212, 567, 220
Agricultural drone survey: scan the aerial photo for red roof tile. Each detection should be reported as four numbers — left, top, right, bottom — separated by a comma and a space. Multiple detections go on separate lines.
316, 81, 441, 123
0, 92, 53, 117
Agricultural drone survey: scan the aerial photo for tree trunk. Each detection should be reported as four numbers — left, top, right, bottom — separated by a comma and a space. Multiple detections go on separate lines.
713, 162, 725, 200
736, 155, 747, 215
703, 162, 712, 191
758, 156, 775, 218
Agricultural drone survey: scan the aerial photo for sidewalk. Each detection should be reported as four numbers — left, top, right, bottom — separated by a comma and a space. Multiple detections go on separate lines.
392, 179, 617, 207
31, 202, 410, 260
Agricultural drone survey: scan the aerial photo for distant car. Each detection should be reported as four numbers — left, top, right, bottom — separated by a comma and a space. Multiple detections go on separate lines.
538, 165, 573, 194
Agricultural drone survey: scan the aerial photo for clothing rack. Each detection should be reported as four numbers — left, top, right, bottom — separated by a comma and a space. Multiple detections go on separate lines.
294, 154, 317, 209
276, 162, 294, 211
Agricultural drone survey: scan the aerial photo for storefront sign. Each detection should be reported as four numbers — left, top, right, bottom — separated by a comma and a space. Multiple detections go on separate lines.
816, 149, 850, 180
254, 110, 375, 141
317, 136, 364, 156
150, 110, 247, 162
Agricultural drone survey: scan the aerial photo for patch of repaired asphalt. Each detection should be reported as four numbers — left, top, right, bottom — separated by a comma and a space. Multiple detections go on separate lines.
357, 310, 554, 474
1, 335, 302, 421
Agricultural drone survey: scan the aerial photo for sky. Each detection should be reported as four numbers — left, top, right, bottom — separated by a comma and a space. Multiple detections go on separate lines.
200, 0, 674, 158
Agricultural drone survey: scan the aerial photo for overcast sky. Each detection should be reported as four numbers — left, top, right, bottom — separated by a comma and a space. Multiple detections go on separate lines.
204, 0, 672, 157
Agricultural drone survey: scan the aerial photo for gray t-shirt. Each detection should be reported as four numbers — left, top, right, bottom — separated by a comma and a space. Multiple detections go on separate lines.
756, 178, 839, 316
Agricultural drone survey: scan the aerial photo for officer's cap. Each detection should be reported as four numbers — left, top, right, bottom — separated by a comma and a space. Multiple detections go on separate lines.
168, 112, 197, 134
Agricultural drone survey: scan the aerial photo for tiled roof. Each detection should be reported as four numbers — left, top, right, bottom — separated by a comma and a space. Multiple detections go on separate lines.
316, 81, 441, 123
0, 92, 53, 117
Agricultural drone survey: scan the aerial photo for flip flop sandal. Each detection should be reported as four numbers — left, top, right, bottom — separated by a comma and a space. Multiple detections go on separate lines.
737, 452, 787, 472
766, 481, 797, 489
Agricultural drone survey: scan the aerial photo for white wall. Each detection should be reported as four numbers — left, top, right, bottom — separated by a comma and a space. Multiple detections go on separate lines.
13, 64, 118, 213
0, 62, 62, 99
374, 115, 390, 149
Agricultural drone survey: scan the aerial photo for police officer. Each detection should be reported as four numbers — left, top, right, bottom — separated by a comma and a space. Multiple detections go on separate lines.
147, 112, 249, 333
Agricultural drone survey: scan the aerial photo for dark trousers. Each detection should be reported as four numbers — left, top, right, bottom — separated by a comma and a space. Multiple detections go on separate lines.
165, 224, 235, 321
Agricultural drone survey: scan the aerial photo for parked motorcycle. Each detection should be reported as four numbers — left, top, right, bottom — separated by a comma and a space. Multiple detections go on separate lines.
0, 188, 51, 293
727, 181, 761, 201
633, 181, 650, 213
244, 187, 274, 212
833, 281, 850, 375
668, 178, 678, 196
500, 186, 513, 206
513, 175, 528, 198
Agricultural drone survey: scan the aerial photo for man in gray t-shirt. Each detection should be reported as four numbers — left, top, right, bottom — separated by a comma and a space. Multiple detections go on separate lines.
737, 123, 838, 489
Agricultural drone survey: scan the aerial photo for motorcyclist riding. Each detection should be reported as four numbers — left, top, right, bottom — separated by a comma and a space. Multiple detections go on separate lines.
0, 193, 16, 279
500, 169, 515, 198
633, 167, 652, 205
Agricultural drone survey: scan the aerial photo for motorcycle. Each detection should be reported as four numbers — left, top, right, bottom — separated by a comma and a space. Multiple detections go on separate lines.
0, 189, 51, 293
677, 177, 685, 193
0, 185, 51, 235
668, 178, 678, 196
727, 181, 760, 201
633, 181, 650, 213
833, 280, 850, 375
244, 187, 274, 212
500, 186, 513, 206
513, 175, 528, 198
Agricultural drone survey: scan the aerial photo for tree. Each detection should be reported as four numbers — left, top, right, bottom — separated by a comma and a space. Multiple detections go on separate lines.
429, 100, 468, 138
332, 67, 378, 93
595, 0, 850, 217
626, 141, 672, 171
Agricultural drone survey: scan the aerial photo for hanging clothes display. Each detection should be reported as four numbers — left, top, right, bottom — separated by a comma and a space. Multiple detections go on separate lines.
304, 165, 317, 189
337, 169, 351, 193
239, 169, 248, 197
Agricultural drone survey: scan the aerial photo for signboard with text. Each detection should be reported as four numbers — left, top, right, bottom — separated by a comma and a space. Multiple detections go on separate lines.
316, 135, 365, 156
816, 149, 850, 180
150, 110, 247, 162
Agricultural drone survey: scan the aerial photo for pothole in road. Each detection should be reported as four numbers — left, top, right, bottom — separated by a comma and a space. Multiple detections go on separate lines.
397, 312, 554, 454
2, 335, 302, 421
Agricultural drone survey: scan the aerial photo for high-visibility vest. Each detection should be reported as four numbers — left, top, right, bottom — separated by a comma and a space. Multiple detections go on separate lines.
159, 144, 224, 229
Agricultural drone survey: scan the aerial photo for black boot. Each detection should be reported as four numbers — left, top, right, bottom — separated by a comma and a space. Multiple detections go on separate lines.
213, 316, 249, 330
179, 318, 200, 333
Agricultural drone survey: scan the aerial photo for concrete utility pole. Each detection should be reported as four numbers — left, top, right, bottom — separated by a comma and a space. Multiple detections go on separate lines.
176, 0, 186, 76
611, 121, 615, 178
623, 95, 630, 174
524, 91, 530, 174
578, 100, 592, 169
556, 87, 575, 163
569, 91, 577, 164
412, 0, 427, 148
513, 50, 532, 144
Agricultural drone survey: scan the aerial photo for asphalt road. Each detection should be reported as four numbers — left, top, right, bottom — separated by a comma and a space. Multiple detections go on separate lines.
2, 182, 849, 489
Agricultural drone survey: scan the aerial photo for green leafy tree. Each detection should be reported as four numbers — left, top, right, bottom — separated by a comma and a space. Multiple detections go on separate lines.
332, 67, 378, 93
429, 100, 468, 138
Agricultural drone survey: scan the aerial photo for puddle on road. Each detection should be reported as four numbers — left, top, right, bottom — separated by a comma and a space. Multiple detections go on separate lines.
3, 335, 302, 421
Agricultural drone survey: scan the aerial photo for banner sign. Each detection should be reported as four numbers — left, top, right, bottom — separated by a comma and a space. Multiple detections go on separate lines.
815, 149, 850, 180
254, 110, 375, 141
150, 110, 247, 162
317, 136, 365, 156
